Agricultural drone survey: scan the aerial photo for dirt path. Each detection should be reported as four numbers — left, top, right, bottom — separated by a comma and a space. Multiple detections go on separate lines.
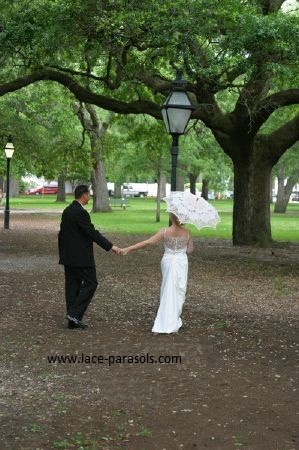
0, 214, 298, 450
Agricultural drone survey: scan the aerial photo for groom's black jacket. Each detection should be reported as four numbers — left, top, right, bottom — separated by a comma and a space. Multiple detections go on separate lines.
58, 200, 113, 267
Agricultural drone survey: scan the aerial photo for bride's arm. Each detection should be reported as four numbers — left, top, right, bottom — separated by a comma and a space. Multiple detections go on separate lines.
122, 229, 164, 255
187, 233, 194, 254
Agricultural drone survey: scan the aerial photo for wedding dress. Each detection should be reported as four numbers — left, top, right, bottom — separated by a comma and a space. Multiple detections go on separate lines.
152, 231, 189, 334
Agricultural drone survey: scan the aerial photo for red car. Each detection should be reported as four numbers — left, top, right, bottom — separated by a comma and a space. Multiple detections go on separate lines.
27, 186, 58, 195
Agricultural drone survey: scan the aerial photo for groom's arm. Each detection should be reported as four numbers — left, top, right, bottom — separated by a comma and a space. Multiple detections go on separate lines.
77, 209, 113, 251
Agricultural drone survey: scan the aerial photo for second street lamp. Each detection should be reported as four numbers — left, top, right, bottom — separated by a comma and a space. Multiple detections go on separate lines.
161, 70, 194, 191
4, 136, 15, 229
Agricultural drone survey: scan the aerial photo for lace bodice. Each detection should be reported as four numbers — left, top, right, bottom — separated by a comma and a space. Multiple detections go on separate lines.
164, 234, 189, 254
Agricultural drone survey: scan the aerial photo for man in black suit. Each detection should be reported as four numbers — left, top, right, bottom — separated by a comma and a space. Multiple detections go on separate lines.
58, 185, 121, 329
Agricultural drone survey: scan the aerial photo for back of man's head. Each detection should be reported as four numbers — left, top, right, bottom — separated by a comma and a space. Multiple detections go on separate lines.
74, 185, 89, 199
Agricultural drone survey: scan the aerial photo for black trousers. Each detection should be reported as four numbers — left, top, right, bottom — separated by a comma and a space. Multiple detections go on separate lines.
64, 266, 98, 320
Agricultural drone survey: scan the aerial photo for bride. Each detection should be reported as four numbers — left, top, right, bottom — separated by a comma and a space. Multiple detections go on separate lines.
122, 213, 193, 334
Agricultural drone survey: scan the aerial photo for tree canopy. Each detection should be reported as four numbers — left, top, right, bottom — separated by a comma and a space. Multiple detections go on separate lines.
0, 0, 298, 245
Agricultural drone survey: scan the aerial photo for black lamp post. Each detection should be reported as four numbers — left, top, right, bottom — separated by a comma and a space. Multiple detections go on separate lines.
161, 70, 194, 191
4, 136, 15, 229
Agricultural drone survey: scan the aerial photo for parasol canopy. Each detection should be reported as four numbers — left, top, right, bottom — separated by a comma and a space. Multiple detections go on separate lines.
163, 190, 221, 230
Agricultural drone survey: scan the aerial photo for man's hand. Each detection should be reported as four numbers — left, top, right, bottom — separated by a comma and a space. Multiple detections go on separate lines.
111, 245, 122, 255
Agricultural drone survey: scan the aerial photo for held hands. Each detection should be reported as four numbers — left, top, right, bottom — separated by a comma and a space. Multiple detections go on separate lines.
111, 246, 130, 256
111, 245, 122, 255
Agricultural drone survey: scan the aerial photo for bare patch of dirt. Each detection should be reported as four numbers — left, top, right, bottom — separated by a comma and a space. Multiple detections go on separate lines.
0, 213, 298, 450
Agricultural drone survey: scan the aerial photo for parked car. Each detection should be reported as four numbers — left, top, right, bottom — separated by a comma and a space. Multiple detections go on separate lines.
27, 186, 58, 195
292, 191, 299, 201
121, 184, 148, 197
225, 191, 234, 199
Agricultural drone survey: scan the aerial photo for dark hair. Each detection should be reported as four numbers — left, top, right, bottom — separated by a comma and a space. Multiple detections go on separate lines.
170, 213, 181, 225
74, 185, 89, 199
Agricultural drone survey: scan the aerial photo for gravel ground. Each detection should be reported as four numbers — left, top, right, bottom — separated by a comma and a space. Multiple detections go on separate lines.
0, 213, 298, 450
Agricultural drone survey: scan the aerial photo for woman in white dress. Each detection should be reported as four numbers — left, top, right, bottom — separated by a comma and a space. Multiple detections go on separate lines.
122, 214, 193, 334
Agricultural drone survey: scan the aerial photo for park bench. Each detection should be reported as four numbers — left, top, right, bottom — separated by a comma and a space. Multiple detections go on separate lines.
109, 197, 128, 210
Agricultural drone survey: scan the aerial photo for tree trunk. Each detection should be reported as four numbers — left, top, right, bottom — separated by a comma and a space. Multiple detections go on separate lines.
114, 183, 122, 198
56, 172, 66, 202
1, 176, 16, 199
9, 178, 19, 197
274, 165, 287, 213
91, 158, 111, 212
274, 164, 298, 213
176, 174, 184, 191
159, 174, 167, 199
189, 173, 197, 195
0, 176, 4, 193
269, 174, 274, 204
201, 178, 209, 200
156, 170, 161, 223
233, 156, 273, 246
75, 103, 111, 212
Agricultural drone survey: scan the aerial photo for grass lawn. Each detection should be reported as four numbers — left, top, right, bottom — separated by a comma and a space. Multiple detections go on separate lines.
9, 195, 70, 210
8, 195, 299, 241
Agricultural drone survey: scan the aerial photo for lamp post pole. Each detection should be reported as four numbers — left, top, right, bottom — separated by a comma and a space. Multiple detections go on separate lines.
3, 136, 15, 230
4, 157, 11, 229
170, 134, 179, 191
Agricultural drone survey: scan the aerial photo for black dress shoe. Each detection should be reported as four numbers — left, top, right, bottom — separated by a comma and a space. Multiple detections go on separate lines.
67, 321, 88, 329
66, 315, 88, 329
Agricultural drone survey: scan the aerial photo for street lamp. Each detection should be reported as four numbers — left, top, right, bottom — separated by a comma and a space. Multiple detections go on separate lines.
4, 136, 15, 229
161, 70, 194, 191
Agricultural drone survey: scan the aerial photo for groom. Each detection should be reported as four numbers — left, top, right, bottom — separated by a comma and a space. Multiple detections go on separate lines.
58, 185, 121, 329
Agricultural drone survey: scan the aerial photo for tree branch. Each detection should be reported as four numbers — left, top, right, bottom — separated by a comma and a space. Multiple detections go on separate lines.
75, 102, 93, 132
0, 69, 161, 118
253, 89, 299, 132
47, 65, 106, 82
233, 69, 271, 120
85, 103, 100, 130
267, 113, 299, 162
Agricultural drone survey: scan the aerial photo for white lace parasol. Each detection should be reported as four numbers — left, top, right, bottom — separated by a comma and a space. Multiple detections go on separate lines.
163, 191, 221, 230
